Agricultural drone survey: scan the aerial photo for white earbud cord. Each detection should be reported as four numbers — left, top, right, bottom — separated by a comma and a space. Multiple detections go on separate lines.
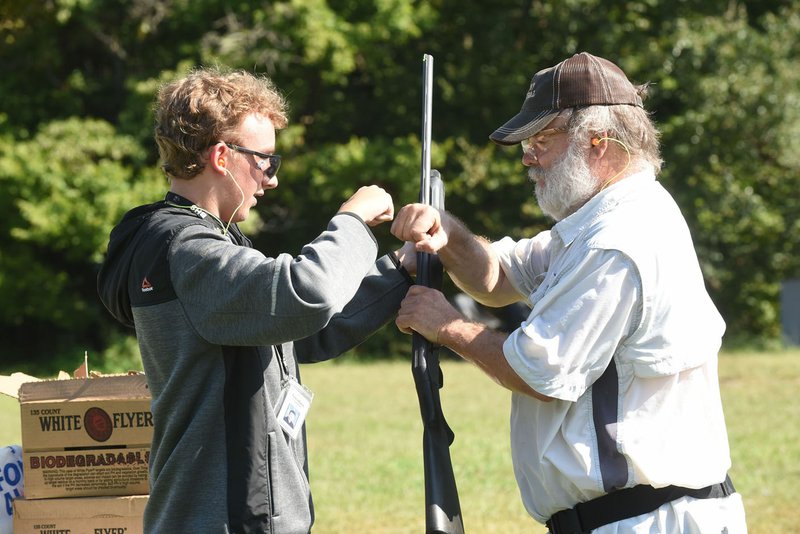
597, 137, 631, 191
223, 169, 246, 236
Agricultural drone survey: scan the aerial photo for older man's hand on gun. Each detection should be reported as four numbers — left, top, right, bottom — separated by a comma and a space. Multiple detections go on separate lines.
391, 203, 448, 253
396, 285, 465, 343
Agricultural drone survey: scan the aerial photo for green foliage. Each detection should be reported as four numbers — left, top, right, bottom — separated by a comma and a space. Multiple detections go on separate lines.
0, 0, 798, 369
6, 119, 157, 262
95, 333, 145, 374
658, 5, 800, 338
0, 118, 163, 365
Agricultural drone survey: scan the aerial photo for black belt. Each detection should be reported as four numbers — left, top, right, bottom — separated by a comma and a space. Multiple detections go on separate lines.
546, 475, 736, 534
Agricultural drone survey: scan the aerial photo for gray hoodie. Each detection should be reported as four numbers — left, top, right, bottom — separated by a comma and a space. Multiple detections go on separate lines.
97, 192, 411, 533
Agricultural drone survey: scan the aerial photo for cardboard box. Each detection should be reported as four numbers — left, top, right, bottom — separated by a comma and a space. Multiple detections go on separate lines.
15, 374, 153, 499
14, 495, 147, 534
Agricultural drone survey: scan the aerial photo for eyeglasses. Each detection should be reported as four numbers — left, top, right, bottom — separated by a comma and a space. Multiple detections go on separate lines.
520, 127, 569, 154
225, 143, 281, 178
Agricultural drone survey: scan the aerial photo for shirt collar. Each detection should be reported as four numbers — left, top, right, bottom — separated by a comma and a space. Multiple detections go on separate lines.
551, 169, 656, 246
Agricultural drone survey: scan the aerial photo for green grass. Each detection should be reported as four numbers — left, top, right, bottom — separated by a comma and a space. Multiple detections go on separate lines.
302, 353, 800, 533
716, 350, 800, 534
2, 352, 798, 532
303, 360, 536, 533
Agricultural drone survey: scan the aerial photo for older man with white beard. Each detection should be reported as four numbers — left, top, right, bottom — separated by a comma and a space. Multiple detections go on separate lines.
391, 53, 747, 534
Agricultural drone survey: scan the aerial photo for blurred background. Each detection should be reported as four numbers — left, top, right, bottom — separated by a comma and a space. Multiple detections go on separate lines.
1, 0, 799, 374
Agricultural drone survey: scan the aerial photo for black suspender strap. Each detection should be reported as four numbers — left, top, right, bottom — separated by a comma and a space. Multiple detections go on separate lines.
546, 475, 736, 534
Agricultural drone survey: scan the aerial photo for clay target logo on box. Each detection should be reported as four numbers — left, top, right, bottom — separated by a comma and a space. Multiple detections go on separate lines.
84, 407, 113, 442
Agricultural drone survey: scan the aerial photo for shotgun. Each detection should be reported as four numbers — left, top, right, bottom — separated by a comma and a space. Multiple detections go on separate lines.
412, 53, 465, 534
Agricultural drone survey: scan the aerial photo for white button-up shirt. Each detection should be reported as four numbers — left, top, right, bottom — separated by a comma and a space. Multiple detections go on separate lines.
493, 170, 733, 525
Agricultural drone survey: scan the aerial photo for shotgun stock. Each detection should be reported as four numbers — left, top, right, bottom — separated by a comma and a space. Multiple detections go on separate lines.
412, 53, 465, 534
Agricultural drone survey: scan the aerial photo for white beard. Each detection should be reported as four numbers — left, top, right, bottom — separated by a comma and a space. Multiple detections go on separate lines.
529, 142, 600, 221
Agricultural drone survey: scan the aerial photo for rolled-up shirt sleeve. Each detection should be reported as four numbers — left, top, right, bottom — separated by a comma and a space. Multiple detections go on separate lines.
494, 238, 642, 402
492, 233, 553, 301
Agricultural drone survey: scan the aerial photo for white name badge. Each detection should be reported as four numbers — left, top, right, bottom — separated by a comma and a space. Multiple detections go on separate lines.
275, 378, 314, 439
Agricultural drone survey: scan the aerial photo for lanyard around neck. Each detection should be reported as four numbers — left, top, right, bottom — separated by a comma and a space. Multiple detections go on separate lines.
165, 201, 227, 232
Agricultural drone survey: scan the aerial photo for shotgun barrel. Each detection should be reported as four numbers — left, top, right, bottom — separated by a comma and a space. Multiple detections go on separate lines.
411, 53, 465, 534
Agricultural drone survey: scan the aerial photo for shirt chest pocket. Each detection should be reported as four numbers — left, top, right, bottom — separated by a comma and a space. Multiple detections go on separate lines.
526, 249, 577, 307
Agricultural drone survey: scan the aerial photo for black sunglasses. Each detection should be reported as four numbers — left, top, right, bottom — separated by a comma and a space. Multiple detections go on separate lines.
225, 143, 281, 178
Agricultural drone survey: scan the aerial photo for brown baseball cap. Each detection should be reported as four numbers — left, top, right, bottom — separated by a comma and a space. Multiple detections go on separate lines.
490, 52, 644, 146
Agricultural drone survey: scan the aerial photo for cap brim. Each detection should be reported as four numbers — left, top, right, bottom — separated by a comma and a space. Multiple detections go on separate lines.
489, 109, 559, 146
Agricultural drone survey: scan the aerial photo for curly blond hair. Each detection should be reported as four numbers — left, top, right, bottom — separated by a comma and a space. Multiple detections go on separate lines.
154, 67, 288, 179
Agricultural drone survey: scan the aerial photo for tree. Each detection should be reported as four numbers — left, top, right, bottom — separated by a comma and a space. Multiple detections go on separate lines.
0, 118, 163, 370
656, 5, 800, 341
0, 0, 798, 371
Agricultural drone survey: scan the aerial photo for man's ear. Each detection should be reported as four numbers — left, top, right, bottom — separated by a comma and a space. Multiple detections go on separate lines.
591, 131, 609, 148
209, 143, 229, 173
